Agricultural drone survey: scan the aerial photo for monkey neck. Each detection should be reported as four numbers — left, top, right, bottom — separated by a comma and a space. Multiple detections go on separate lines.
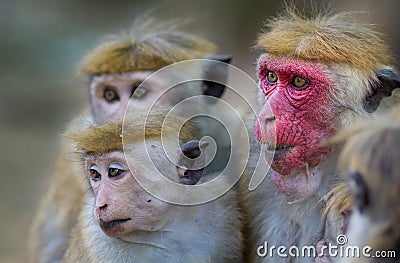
118, 229, 174, 248
270, 151, 340, 202
270, 166, 322, 201
87, 202, 235, 261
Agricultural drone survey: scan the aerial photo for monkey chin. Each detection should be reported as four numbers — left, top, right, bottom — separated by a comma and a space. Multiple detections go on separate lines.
266, 144, 332, 175
270, 167, 322, 201
265, 148, 326, 201
99, 218, 132, 238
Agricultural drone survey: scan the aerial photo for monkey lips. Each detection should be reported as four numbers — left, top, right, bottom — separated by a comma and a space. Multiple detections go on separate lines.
260, 139, 328, 199
99, 218, 132, 237
254, 114, 334, 199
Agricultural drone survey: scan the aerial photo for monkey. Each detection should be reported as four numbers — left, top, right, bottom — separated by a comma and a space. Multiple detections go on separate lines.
332, 106, 400, 263
321, 86, 400, 263
240, 8, 400, 263
61, 112, 244, 262
28, 18, 233, 263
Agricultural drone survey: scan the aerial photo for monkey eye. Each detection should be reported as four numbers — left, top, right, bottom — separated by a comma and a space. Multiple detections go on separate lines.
108, 163, 125, 177
266, 71, 278, 84
109, 168, 123, 177
131, 83, 148, 99
89, 165, 101, 181
290, 76, 308, 89
349, 171, 369, 214
103, 85, 120, 103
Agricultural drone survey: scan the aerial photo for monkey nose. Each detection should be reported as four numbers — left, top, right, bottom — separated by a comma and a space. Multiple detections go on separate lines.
254, 115, 276, 143
96, 204, 108, 215
99, 203, 107, 209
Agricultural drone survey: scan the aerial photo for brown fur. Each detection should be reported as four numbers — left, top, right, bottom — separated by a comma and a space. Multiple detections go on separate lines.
62, 117, 244, 262
324, 107, 400, 219
28, 143, 84, 263
66, 112, 193, 154
322, 183, 352, 220
257, 8, 391, 71
28, 113, 92, 263
81, 18, 216, 74
66, 121, 123, 154
338, 106, 400, 209
335, 106, 400, 262
244, 7, 400, 263
29, 17, 221, 263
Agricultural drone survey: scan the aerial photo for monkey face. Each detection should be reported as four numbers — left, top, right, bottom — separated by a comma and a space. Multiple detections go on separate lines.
254, 54, 336, 178
337, 117, 400, 251
85, 151, 173, 238
252, 54, 339, 199
90, 71, 179, 123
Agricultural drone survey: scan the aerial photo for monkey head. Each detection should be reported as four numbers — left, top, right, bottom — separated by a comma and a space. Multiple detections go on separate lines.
254, 10, 400, 199
69, 113, 207, 239
255, 55, 335, 176
84, 151, 172, 237
84, 144, 205, 238
80, 20, 231, 123
337, 108, 400, 251
88, 71, 158, 122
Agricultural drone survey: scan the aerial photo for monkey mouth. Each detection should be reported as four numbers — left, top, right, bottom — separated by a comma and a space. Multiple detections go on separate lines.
100, 218, 131, 230
265, 143, 295, 155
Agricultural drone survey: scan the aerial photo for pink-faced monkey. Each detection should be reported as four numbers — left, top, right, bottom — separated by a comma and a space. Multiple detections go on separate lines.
242, 9, 400, 263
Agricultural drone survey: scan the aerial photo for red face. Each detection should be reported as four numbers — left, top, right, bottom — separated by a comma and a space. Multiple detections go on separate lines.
254, 55, 336, 176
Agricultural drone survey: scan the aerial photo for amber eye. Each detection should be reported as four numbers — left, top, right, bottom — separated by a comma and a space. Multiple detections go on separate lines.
89, 169, 101, 181
266, 71, 278, 84
131, 83, 148, 99
104, 86, 120, 103
291, 76, 308, 89
109, 168, 123, 177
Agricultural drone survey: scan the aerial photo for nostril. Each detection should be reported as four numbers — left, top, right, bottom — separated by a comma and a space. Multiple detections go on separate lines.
264, 116, 276, 123
98, 204, 108, 210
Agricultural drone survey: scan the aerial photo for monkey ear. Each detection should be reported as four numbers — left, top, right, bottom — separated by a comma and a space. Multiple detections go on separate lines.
202, 55, 232, 100
363, 69, 400, 113
177, 140, 209, 185
349, 172, 369, 215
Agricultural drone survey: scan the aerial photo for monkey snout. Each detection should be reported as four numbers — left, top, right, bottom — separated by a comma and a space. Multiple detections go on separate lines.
96, 204, 108, 217
254, 116, 276, 143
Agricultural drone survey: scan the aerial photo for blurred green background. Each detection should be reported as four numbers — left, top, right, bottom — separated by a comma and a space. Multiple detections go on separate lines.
1, 0, 399, 261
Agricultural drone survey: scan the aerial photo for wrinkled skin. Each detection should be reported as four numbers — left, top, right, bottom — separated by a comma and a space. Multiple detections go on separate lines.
254, 54, 336, 198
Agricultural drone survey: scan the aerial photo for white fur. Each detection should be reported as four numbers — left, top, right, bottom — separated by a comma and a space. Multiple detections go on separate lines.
243, 149, 340, 263
63, 174, 243, 263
